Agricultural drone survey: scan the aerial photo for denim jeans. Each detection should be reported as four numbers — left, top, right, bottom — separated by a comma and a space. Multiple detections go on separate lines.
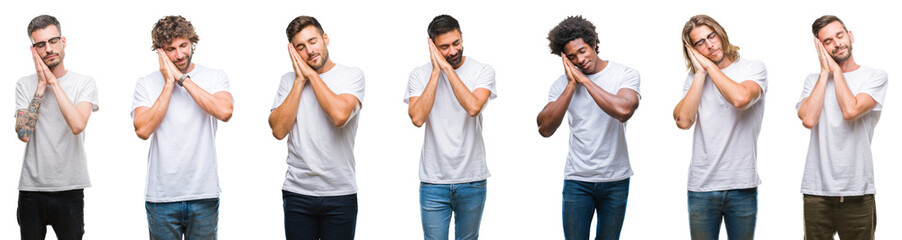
18, 189, 85, 240
420, 180, 487, 240
803, 194, 876, 240
562, 178, 630, 240
282, 191, 358, 240
687, 188, 757, 240
145, 198, 219, 240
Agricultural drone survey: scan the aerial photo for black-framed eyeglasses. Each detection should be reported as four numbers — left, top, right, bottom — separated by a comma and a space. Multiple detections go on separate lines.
32, 36, 61, 49
693, 32, 717, 48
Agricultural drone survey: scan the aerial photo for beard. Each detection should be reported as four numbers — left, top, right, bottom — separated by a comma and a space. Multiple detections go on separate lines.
43, 53, 62, 69
173, 50, 195, 72
831, 45, 852, 63
444, 48, 464, 67
307, 51, 329, 70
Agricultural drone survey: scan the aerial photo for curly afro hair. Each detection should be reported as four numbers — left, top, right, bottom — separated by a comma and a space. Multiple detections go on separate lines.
547, 15, 599, 55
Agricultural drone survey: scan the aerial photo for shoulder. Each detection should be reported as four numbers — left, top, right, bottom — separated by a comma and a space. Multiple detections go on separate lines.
410, 62, 433, 79
16, 74, 37, 86
738, 58, 766, 71
467, 57, 494, 73
608, 61, 638, 76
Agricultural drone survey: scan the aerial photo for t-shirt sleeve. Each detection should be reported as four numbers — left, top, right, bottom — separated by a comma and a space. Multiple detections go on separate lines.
475, 65, 497, 100
213, 71, 231, 94
15, 79, 29, 112
271, 74, 293, 110
796, 74, 818, 110
547, 75, 567, 103
681, 73, 694, 97
619, 67, 641, 99
131, 77, 152, 118
745, 60, 768, 94
77, 77, 100, 112
860, 70, 888, 111
403, 69, 424, 104
338, 68, 366, 105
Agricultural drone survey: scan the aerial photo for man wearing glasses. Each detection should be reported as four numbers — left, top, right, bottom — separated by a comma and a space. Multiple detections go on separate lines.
672, 14, 767, 240
15, 15, 99, 239
132, 15, 233, 239
797, 15, 886, 240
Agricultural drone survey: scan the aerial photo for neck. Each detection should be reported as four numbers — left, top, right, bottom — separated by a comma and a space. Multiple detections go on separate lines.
316, 60, 336, 74
586, 57, 607, 75
180, 63, 196, 74
716, 57, 734, 70
50, 62, 67, 78
838, 56, 860, 73
452, 56, 466, 70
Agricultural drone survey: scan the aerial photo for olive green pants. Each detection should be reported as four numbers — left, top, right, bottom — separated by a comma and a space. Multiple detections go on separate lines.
803, 194, 876, 240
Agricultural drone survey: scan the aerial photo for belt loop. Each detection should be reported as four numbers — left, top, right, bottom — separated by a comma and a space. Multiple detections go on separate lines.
840, 196, 844, 203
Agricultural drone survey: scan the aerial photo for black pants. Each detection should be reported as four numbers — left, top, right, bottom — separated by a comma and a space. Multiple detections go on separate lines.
283, 190, 357, 240
18, 189, 85, 240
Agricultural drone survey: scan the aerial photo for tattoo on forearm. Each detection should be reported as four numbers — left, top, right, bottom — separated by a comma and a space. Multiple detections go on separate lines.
15, 96, 42, 142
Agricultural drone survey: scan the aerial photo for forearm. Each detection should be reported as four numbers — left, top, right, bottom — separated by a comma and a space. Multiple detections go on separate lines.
708, 69, 758, 109
307, 75, 357, 127
444, 69, 487, 117
134, 83, 174, 140
49, 84, 89, 135
582, 81, 638, 122
15, 94, 44, 142
798, 73, 829, 128
183, 79, 233, 122
269, 81, 305, 139
831, 71, 869, 120
408, 72, 440, 127
537, 83, 576, 137
674, 76, 705, 129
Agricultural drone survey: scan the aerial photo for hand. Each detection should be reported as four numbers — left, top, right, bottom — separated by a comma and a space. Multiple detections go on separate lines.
156, 50, 178, 85
428, 38, 452, 72
814, 38, 840, 74
560, 53, 586, 85
287, 43, 315, 82
685, 44, 712, 76
31, 47, 57, 87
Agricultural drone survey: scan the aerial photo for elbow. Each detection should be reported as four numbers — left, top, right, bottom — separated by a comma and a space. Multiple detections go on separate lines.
538, 127, 554, 138
135, 130, 151, 140
841, 110, 861, 122
71, 126, 85, 135
613, 107, 635, 123
731, 97, 752, 109
332, 115, 350, 128
801, 120, 816, 129
675, 118, 694, 130
411, 119, 425, 128
466, 106, 483, 118
216, 107, 233, 122
272, 129, 287, 140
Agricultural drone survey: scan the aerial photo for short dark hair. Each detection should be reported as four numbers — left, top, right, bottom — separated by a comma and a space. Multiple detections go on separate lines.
427, 14, 460, 40
286, 16, 324, 41
151, 15, 199, 50
547, 15, 599, 55
812, 15, 847, 37
28, 15, 60, 37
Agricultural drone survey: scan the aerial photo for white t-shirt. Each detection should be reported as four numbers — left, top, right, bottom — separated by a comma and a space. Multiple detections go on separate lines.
796, 66, 887, 196
404, 57, 497, 184
271, 64, 365, 197
131, 64, 230, 202
548, 61, 639, 182
15, 71, 99, 191
682, 57, 767, 192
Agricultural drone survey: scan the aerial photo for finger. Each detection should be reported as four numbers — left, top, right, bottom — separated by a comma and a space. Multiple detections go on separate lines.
31, 47, 43, 74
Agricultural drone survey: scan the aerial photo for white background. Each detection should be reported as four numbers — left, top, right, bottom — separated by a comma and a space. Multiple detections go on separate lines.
1, 0, 899, 239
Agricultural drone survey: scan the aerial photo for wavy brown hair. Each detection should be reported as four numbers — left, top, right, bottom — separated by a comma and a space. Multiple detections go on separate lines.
151, 15, 199, 50
681, 15, 739, 73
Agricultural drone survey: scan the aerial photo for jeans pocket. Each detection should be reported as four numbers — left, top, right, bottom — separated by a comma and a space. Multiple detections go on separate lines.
467, 180, 487, 188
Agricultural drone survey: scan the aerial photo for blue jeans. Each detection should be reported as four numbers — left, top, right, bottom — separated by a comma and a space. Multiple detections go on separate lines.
420, 180, 487, 240
688, 188, 757, 240
18, 189, 85, 240
145, 198, 219, 240
282, 191, 358, 240
562, 178, 630, 240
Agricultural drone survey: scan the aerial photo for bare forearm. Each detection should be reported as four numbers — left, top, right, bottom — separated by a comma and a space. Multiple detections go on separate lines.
15, 95, 43, 142
444, 70, 486, 117
409, 73, 440, 127
307, 75, 357, 127
49, 84, 90, 135
798, 73, 829, 128
269, 81, 305, 139
134, 84, 174, 140
582, 81, 638, 122
831, 71, 868, 120
708, 69, 758, 109
183, 79, 233, 122
537, 83, 576, 137
674, 76, 705, 129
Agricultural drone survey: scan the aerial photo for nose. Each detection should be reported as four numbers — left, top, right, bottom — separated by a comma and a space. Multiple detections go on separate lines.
305, 46, 315, 56
705, 39, 716, 50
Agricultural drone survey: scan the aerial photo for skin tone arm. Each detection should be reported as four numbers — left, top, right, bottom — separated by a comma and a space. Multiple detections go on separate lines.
133, 50, 177, 140
672, 46, 707, 130
430, 38, 491, 117
159, 52, 233, 122
798, 38, 876, 128
268, 44, 311, 140
407, 39, 444, 127
536, 54, 579, 137
293, 47, 360, 129
562, 53, 639, 123
685, 44, 761, 110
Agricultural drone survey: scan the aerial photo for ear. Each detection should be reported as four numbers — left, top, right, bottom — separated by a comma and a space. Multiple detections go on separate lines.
61, 36, 67, 49
848, 30, 855, 44
323, 33, 330, 46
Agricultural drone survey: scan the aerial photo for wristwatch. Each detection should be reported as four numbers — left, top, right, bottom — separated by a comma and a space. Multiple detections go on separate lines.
177, 74, 189, 87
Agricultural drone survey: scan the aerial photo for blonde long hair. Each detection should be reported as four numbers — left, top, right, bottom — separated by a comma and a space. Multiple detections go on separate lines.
682, 15, 740, 73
